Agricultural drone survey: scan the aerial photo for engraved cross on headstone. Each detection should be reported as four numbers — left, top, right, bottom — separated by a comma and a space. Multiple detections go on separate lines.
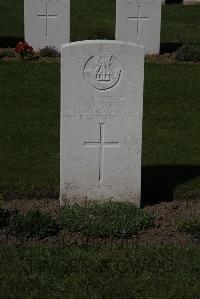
37, 3, 58, 38
129, 5, 149, 42
84, 123, 120, 182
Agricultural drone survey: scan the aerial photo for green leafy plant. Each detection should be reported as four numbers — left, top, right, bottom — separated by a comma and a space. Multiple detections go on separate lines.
177, 218, 200, 238
8, 209, 59, 239
0, 48, 16, 58
175, 44, 200, 62
59, 202, 153, 238
0, 209, 13, 228
4, 48, 16, 57
39, 46, 60, 58
0, 50, 4, 58
0, 195, 15, 228
0, 194, 3, 208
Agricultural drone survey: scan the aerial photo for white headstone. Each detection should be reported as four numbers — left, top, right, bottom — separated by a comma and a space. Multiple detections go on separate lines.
24, 0, 70, 51
116, 0, 162, 54
60, 40, 144, 206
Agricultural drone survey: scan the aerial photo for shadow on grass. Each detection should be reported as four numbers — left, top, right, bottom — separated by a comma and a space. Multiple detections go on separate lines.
0, 37, 23, 48
142, 165, 200, 206
1, 166, 200, 206
165, 0, 182, 4
160, 42, 183, 54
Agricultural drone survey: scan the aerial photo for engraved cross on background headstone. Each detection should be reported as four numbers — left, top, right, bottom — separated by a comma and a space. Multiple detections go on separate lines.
84, 123, 120, 182
129, 5, 149, 42
37, 3, 58, 38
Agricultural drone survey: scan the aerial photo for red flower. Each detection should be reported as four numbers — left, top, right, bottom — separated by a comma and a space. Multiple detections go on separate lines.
15, 41, 33, 57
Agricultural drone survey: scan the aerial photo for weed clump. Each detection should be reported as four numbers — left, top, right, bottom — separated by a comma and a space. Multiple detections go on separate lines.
39, 46, 60, 58
0, 209, 13, 228
0, 48, 16, 58
175, 45, 200, 62
9, 210, 59, 239
177, 218, 200, 238
59, 202, 153, 238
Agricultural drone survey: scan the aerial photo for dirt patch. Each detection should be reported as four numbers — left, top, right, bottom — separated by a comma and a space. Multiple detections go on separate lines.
0, 198, 200, 247
0, 56, 60, 63
146, 53, 200, 65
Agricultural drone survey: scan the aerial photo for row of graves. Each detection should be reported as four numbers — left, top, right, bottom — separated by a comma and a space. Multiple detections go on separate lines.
24, 0, 162, 207
25, 0, 162, 54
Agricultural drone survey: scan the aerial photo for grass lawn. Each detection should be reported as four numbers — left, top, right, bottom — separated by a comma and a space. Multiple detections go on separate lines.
160, 4, 200, 45
0, 61, 199, 203
0, 61, 60, 194
0, 245, 200, 298
0, 1, 200, 46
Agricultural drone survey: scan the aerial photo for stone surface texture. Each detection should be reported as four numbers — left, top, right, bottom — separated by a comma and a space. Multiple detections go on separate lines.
60, 40, 144, 206
116, 0, 162, 54
24, 0, 70, 51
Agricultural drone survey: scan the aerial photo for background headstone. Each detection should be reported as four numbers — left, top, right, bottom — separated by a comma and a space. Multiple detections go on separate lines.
116, 0, 162, 54
24, 0, 70, 51
60, 40, 144, 206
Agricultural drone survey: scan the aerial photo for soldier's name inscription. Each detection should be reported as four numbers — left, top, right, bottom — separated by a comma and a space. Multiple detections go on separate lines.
64, 95, 141, 120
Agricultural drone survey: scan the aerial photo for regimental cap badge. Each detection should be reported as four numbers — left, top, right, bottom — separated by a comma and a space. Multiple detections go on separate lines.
84, 50, 122, 91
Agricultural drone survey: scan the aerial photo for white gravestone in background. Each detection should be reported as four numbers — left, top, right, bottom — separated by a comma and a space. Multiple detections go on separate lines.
24, 0, 70, 51
116, 0, 162, 54
60, 40, 144, 206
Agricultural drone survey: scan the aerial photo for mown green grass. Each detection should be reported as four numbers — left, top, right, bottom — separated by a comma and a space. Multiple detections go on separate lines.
143, 63, 200, 202
161, 5, 200, 45
0, 61, 199, 202
0, 0, 23, 41
0, 61, 60, 194
0, 0, 200, 46
0, 246, 200, 298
